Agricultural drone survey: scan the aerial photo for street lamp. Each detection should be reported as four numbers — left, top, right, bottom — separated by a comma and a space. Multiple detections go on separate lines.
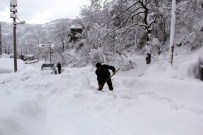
10, 0, 25, 72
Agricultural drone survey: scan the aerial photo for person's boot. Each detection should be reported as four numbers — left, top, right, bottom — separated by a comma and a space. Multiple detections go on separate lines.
107, 81, 113, 91
97, 85, 103, 91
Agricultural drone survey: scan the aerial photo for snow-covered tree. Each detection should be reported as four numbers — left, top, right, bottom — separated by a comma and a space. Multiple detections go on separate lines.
51, 20, 71, 52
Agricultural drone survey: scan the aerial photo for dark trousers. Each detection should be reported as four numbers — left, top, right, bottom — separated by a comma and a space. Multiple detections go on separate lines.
106, 79, 113, 90
201, 66, 203, 81
98, 78, 113, 90
146, 53, 151, 64
58, 68, 61, 74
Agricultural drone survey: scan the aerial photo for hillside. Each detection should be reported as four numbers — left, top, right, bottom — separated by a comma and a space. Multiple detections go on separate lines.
1, 18, 72, 54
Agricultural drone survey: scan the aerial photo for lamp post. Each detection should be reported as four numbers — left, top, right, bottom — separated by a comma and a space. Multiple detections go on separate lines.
62, 40, 65, 52
49, 40, 53, 63
10, 0, 25, 72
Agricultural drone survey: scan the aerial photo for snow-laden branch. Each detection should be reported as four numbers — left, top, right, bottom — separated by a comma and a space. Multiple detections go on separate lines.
102, 10, 145, 38
148, 12, 159, 28
95, 1, 140, 31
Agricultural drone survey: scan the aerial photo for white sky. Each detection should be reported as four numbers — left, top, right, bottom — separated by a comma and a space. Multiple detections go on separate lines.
0, 0, 90, 24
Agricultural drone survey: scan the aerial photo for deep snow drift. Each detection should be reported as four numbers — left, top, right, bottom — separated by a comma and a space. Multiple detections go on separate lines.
0, 55, 25, 74
0, 50, 203, 135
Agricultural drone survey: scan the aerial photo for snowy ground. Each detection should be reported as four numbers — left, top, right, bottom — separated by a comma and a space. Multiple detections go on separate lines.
0, 53, 203, 135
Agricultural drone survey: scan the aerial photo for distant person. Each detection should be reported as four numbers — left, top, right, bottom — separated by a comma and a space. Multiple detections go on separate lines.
95, 62, 116, 91
145, 43, 151, 64
57, 62, 62, 74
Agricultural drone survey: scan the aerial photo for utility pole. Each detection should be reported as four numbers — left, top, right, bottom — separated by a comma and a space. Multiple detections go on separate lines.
13, 18, 17, 72
10, 0, 18, 72
10, 0, 25, 72
0, 22, 2, 55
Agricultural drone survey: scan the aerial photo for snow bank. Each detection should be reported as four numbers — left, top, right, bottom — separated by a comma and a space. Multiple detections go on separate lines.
142, 61, 176, 79
177, 47, 203, 80
0, 92, 47, 135
0, 53, 10, 58
0, 58, 25, 73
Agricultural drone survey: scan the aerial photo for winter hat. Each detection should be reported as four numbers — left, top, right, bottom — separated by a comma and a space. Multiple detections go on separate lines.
96, 62, 102, 68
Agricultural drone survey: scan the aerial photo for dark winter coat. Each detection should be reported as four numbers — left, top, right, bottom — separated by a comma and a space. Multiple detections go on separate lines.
95, 64, 115, 84
57, 63, 61, 69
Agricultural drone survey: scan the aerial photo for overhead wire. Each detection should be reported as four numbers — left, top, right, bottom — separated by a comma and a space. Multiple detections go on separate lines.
3, 0, 139, 43
91, 1, 141, 42
4, 0, 27, 22
95, 1, 139, 31
4, 0, 42, 47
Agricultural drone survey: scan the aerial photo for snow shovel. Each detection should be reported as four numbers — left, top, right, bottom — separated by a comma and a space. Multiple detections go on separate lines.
98, 68, 120, 90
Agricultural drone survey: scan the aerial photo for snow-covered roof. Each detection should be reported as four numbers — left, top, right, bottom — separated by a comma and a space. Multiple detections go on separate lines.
70, 24, 83, 29
2, 32, 11, 35
38, 44, 55, 48
24, 54, 34, 58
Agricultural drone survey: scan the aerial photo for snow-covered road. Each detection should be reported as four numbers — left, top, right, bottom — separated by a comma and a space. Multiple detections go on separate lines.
0, 61, 203, 135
